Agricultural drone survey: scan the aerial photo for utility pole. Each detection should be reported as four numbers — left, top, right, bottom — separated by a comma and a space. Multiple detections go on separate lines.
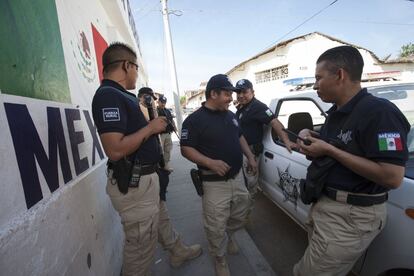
160, 0, 183, 133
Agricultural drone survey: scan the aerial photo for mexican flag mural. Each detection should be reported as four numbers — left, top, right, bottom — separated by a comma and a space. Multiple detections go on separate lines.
0, 0, 70, 103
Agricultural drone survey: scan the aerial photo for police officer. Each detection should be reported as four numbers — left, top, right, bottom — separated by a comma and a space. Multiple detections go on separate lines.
181, 74, 258, 276
137, 87, 203, 268
91, 42, 167, 276
294, 46, 410, 276
235, 79, 296, 196
157, 95, 176, 172
137, 87, 158, 121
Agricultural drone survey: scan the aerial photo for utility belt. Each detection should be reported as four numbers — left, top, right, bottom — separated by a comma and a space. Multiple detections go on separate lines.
190, 169, 239, 197
107, 159, 158, 194
199, 169, 238, 182
323, 187, 388, 207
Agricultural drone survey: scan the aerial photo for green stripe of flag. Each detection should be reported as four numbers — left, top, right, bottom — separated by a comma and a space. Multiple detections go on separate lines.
378, 138, 388, 151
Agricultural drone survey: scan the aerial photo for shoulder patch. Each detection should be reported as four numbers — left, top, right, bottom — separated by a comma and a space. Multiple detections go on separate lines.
378, 132, 403, 151
181, 128, 189, 140
265, 109, 273, 117
102, 108, 120, 122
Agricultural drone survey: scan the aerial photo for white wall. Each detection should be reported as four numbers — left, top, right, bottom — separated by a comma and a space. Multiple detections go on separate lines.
0, 0, 145, 274
186, 92, 205, 108
228, 33, 414, 105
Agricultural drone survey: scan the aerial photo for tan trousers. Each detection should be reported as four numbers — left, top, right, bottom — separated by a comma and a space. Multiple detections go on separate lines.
158, 200, 179, 250
160, 133, 173, 164
106, 172, 160, 276
242, 154, 261, 196
202, 172, 251, 257
293, 195, 386, 276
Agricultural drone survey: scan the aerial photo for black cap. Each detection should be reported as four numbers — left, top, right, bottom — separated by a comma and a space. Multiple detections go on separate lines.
206, 74, 239, 93
159, 95, 167, 103
235, 79, 253, 91
138, 87, 157, 100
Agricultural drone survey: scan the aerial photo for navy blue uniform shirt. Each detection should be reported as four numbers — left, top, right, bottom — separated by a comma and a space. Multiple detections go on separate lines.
157, 107, 174, 133
92, 79, 160, 164
180, 104, 243, 177
321, 88, 410, 194
236, 98, 275, 145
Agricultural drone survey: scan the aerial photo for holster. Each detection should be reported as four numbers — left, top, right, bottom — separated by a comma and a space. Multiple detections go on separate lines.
190, 169, 204, 196
110, 158, 133, 194
300, 140, 342, 205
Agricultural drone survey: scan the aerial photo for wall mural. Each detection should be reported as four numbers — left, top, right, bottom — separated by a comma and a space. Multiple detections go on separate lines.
0, 0, 71, 103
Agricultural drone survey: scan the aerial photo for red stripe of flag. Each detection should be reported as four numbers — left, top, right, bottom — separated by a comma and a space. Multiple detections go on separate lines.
395, 137, 403, 151
91, 23, 108, 82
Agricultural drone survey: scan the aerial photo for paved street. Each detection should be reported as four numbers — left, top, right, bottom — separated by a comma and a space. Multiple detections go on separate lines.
246, 192, 308, 276
152, 139, 310, 276
152, 141, 275, 276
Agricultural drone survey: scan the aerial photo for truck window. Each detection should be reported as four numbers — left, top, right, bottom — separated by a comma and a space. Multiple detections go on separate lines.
272, 99, 326, 147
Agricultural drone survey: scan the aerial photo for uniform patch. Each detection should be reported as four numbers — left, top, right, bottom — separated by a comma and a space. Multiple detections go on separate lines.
181, 128, 189, 140
265, 109, 273, 117
378, 132, 402, 151
337, 129, 352, 144
102, 108, 120, 122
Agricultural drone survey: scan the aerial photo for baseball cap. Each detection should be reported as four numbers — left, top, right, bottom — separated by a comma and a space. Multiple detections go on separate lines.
206, 74, 239, 93
235, 79, 253, 91
138, 87, 157, 100
159, 95, 167, 103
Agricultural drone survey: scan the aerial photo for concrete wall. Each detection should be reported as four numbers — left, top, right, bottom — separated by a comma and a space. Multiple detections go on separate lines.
0, 0, 145, 274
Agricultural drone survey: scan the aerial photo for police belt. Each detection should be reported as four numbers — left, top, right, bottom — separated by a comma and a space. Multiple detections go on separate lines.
107, 162, 158, 176
138, 163, 159, 175
323, 187, 388, 207
199, 169, 238, 182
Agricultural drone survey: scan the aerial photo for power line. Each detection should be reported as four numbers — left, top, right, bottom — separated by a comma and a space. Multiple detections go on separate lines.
262, 0, 340, 50
331, 19, 414, 26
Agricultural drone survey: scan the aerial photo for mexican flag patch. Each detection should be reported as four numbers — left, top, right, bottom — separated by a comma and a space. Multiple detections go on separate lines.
378, 132, 403, 151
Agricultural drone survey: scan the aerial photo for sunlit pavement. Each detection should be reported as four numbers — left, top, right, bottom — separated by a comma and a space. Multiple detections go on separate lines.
152, 141, 276, 276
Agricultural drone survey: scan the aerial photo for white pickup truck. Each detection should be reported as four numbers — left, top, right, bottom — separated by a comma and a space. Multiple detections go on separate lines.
259, 82, 414, 276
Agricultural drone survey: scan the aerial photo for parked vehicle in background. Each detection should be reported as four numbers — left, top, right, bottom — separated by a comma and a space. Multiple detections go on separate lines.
259, 82, 414, 276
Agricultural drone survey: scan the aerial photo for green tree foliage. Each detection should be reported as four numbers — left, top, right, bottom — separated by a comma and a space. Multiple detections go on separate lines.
400, 43, 414, 58
180, 95, 186, 106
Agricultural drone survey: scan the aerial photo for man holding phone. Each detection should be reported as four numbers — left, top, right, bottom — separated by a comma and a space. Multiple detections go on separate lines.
294, 46, 410, 276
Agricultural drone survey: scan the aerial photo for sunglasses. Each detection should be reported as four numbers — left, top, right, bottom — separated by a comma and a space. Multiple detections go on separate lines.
105, 59, 139, 70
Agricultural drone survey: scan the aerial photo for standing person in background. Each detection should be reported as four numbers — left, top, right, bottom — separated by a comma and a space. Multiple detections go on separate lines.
92, 42, 167, 276
138, 87, 203, 268
181, 74, 257, 276
235, 79, 296, 196
138, 87, 158, 121
157, 95, 177, 172
294, 46, 410, 276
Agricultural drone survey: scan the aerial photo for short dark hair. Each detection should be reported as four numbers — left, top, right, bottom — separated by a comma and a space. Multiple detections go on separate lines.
102, 42, 137, 74
205, 88, 222, 99
317, 46, 364, 81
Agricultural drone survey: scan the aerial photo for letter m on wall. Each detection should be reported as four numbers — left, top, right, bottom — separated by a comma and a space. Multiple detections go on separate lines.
4, 103, 73, 209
